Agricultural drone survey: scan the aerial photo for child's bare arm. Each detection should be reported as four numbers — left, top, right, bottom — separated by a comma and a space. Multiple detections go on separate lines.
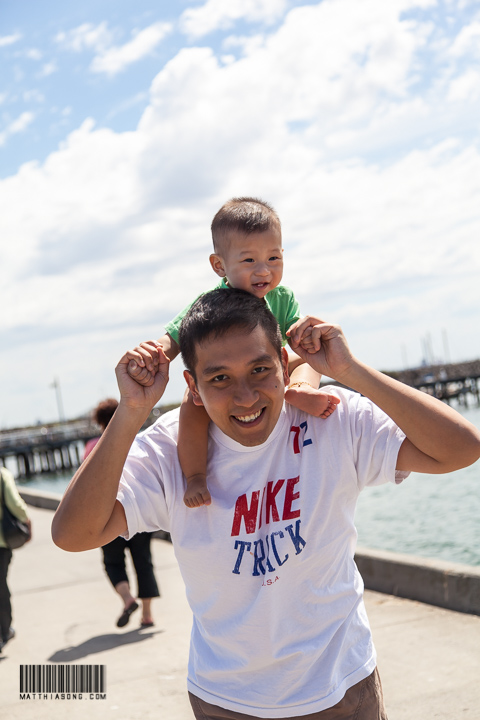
128, 333, 180, 386
285, 349, 340, 419
178, 389, 212, 508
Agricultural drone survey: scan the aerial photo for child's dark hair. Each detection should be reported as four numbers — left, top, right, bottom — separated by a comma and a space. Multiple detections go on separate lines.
211, 197, 281, 252
93, 398, 118, 429
179, 288, 283, 380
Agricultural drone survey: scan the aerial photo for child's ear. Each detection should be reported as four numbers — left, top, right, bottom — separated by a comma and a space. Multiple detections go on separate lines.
209, 253, 226, 278
184, 370, 204, 407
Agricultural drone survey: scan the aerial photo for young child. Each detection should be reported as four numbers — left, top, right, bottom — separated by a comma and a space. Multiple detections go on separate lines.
128, 197, 340, 508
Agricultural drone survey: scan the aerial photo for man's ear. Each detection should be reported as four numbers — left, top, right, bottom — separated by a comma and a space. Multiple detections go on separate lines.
209, 253, 226, 278
281, 347, 290, 387
184, 370, 204, 406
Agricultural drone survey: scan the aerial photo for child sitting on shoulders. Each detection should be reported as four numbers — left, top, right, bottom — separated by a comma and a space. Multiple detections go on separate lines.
128, 197, 339, 508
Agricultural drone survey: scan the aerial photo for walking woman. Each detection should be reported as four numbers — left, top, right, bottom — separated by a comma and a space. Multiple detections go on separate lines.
84, 399, 160, 628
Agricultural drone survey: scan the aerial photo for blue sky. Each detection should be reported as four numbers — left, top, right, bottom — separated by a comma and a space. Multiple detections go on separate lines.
1, 0, 480, 428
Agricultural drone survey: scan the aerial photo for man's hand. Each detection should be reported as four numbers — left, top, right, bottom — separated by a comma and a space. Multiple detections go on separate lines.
287, 316, 354, 383
116, 341, 170, 412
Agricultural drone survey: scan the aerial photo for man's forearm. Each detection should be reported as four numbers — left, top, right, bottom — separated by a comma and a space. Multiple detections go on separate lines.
289, 316, 480, 472
52, 403, 147, 551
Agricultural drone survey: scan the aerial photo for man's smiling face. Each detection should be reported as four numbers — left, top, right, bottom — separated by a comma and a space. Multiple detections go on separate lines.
184, 325, 289, 446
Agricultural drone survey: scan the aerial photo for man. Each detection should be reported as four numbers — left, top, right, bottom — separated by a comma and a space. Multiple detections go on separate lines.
52, 289, 480, 720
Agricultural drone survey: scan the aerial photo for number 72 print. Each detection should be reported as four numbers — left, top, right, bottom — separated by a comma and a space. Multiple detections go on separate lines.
289, 422, 312, 454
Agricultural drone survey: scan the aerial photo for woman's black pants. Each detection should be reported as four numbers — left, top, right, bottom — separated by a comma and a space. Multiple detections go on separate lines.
101, 533, 159, 598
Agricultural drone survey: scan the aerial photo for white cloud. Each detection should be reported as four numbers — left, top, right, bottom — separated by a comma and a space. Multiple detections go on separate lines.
0, 32, 22, 47
9, 112, 35, 133
449, 20, 480, 57
39, 61, 58, 77
2, 0, 480, 426
0, 111, 35, 147
23, 89, 45, 103
448, 67, 480, 101
180, 0, 287, 38
55, 21, 172, 76
90, 22, 172, 76
25, 48, 42, 60
55, 22, 113, 53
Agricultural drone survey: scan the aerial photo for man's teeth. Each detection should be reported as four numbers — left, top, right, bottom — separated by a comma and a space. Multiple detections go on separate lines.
235, 409, 262, 423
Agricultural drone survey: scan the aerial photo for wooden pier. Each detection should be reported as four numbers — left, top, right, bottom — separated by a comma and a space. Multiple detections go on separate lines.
0, 418, 98, 478
385, 358, 480, 406
0, 404, 176, 478
0, 361, 478, 479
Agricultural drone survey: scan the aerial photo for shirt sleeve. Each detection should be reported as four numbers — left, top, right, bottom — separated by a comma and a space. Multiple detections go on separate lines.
345, 390, 408, 490
164, 299, 195, 344
1, 468, 29, 523
83, 437, 100, 460
283, 287, 302, 334
117, 446, 170, 538
164, 281, 224, 343
267, 286, 302, 344
116, 416, 183, 538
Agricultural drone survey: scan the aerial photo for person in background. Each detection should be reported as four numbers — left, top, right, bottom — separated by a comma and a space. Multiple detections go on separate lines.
84, 398, 160, 628
0, 466, 32, 653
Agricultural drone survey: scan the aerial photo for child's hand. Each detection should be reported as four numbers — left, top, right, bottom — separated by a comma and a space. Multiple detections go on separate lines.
287, 318, 321, 353
127, 346, 163, 386
285, 384, 340, 419
116, 341, 170, 409
296, 326, 317, 354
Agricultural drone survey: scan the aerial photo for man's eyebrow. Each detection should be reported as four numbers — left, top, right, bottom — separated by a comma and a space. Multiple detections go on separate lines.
202, 353, 274, 377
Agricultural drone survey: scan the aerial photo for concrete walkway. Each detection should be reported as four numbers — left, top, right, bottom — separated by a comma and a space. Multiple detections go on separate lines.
2, 505, 480, 720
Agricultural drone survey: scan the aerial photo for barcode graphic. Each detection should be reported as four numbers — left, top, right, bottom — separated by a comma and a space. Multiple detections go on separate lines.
20, 665, 106, 694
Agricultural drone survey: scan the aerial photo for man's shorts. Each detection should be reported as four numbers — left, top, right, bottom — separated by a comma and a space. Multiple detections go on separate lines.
188, 667, 388, 720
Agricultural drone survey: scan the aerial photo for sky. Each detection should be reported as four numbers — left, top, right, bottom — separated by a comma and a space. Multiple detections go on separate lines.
1, 0, 480, 429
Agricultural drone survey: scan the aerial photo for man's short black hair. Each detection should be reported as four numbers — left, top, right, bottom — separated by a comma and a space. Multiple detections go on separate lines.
178, 288, 283, 379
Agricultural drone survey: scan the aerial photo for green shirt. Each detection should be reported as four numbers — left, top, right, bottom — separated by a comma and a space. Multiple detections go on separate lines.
164, 280, 301, 347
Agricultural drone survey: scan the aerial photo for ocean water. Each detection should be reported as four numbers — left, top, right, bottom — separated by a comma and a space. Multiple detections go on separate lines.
355, 403, 480, 567
16, 402, 480, 567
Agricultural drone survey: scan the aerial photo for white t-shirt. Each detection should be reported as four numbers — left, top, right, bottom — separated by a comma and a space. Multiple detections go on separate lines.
118, 387, 406, 718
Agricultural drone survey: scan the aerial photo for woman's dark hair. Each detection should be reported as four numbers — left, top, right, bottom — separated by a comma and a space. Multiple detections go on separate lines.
178, 288, 283, 379
93, 398, 118, 430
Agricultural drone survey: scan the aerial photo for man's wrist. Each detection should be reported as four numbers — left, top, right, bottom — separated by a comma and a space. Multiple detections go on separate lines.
116, 400, 153, 432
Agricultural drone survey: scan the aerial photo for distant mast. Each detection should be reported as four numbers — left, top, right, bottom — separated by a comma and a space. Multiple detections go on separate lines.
51, 377, 65, 423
